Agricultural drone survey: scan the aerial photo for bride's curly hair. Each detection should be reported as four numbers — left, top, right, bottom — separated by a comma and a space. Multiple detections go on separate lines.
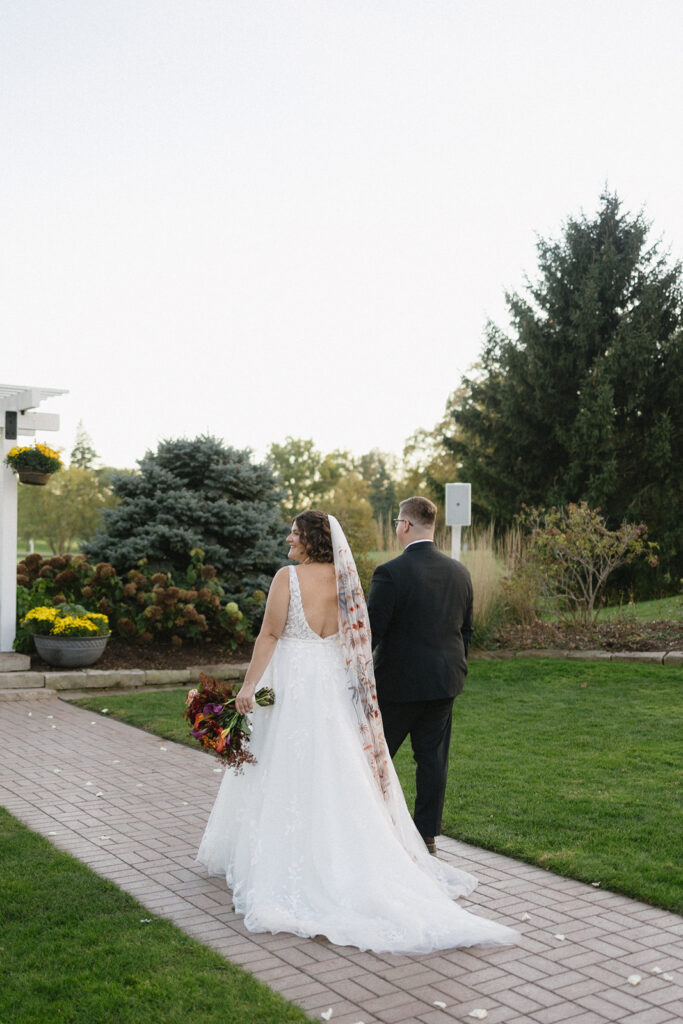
294, 510, 334, 563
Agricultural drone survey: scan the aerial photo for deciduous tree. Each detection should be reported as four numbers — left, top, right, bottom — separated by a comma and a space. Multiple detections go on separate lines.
18, 467, 113, 554
510, 502, 658, 624
267, 437, 353, 519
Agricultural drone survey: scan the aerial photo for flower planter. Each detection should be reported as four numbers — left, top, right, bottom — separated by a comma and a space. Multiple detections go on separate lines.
33, 633, 111, 668
5, 444, 63, 480
17, 471, 52, 486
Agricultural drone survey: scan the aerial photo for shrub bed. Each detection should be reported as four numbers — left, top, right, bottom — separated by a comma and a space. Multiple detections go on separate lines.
15, 550, 265, 654
497, 617, 682, 652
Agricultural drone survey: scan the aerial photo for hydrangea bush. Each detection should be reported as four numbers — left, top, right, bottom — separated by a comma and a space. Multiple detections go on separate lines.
15, 548, 264, 654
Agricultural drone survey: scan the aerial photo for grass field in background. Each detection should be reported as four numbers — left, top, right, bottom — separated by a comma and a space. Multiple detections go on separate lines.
0, 809, 310, 1024
74, 657, 683, 914
595, 594, 683, 622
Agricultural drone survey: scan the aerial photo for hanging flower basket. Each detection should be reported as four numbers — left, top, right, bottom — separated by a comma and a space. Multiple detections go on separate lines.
21, 604, 110, 668
17, 470, 52, 486
5, 444, 63, 484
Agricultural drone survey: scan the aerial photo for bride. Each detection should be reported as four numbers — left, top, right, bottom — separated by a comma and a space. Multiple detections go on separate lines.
196, 510, 518, 953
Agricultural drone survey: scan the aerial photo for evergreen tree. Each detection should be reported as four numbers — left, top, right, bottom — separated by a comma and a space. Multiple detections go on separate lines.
70, 421, 99, 469
401, 392, 464, 519
83, 436, 286, 601
448, 192, 683, 585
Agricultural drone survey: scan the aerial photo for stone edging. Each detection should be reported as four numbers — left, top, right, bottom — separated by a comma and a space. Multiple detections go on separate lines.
0, 662, 249, 695
470, 648, 683, 664
0, 650, 681, 697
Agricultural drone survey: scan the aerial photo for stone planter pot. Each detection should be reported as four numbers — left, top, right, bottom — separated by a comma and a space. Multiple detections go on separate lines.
17, 470, 52, 486
33, 633, 111, 668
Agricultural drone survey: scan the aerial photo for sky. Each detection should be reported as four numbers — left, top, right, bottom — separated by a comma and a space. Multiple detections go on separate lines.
2, 0, 682, 470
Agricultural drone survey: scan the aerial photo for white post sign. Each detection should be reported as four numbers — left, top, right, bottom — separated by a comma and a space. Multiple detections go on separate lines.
444, 483, 471, 561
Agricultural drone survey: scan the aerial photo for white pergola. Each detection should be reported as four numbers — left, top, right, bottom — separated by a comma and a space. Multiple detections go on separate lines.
0, 384, 68, 652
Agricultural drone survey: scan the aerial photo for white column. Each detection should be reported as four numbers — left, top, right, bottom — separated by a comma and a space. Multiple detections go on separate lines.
0, 430, 19, 651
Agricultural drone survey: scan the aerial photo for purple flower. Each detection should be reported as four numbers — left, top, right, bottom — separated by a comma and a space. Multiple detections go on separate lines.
203, 703, 223, 714
190, 728, 207, 738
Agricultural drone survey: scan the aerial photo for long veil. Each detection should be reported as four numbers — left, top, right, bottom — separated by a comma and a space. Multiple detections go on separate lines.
328, 515, 392, 803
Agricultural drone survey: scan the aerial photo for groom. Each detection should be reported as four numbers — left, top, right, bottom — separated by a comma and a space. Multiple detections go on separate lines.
367, 496, 473, 855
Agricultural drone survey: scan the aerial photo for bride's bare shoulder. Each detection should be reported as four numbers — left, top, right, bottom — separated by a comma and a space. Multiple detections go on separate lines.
269, 566, 291, 593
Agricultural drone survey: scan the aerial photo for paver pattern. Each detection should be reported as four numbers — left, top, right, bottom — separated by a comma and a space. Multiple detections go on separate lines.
1, 693, 681, 1024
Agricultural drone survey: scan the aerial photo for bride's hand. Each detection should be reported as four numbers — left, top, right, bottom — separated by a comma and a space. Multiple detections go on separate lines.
235, 683, 256, 714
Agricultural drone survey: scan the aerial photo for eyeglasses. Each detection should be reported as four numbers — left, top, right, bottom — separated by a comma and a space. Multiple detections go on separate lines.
393, 518, 413, 527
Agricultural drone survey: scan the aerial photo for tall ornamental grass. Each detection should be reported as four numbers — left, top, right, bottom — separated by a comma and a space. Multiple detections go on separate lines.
371, 520, 520, 648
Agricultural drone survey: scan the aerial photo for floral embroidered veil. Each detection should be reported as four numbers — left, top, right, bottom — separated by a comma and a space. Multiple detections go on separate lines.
328, 514, 392, 803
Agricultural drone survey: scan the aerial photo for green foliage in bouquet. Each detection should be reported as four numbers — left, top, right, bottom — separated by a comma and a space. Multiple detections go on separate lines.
184, 673, 275, 770
15, 549, 262, 653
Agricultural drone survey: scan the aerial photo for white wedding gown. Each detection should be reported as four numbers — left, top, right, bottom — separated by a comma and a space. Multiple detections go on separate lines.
197, 566, 518, 953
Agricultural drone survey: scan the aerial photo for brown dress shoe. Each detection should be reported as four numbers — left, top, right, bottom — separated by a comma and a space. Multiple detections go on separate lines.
423, 836, 437, 856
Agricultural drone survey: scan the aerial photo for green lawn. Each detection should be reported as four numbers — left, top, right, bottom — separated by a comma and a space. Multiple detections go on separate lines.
596, 593, 683, 622
75, 658, 683, 913
0, 809, 310, 1024
17, 540, 83, 558
400, 658, 683, 914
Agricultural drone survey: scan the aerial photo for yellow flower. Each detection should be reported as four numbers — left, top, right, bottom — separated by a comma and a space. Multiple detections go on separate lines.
36, 443, 62, 461
52, 616, 99, 635
23, 606, 59, 623
5, 444, 63, 473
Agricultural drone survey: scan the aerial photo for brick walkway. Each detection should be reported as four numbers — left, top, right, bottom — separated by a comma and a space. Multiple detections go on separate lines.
1, 692, 681, 1024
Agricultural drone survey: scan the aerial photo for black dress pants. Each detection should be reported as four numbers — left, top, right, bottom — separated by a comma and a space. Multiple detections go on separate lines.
379, 697, 455, 839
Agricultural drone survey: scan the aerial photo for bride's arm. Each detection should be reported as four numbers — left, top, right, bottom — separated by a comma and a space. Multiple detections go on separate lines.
234, 568, 289, 713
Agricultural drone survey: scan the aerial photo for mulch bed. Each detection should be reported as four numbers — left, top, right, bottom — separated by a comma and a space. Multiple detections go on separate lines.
495, 619, 682, 653
30, 638, 253, 672
28, 620, 681, 672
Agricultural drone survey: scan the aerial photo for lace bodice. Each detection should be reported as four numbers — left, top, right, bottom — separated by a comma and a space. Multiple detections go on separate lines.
280, 566, 339, 643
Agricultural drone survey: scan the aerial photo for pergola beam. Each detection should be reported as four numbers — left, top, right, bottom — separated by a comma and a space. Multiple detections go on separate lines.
0, 385, 67, 414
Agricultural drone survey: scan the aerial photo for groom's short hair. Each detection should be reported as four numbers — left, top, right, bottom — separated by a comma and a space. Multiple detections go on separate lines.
400, 496, 437, 527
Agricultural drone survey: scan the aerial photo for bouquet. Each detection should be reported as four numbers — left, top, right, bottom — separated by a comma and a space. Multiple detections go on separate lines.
185, 672, 275, 771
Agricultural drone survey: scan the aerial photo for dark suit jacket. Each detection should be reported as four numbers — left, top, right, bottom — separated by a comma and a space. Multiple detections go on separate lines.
367, 541, 473, 703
